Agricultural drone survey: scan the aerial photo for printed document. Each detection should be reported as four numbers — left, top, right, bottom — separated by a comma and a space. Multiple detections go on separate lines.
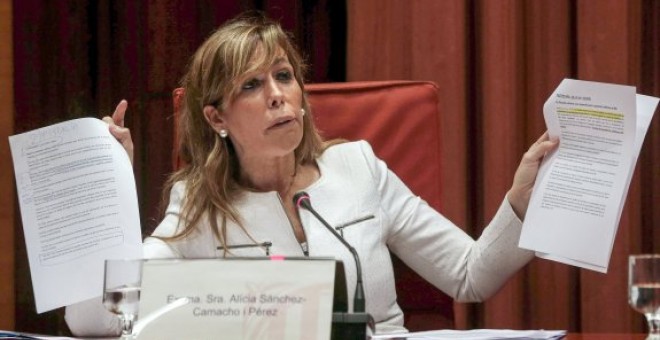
9, 118, 143, 313
519, 79, 658, 273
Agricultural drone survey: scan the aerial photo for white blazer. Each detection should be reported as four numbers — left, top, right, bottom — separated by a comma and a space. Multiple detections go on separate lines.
65, 141, 533, 336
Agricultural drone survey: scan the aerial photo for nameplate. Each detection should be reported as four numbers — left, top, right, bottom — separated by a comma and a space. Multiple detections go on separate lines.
137, 258, 336, 340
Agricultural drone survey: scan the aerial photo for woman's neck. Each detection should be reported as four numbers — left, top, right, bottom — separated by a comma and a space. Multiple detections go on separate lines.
238, 153, 298, 196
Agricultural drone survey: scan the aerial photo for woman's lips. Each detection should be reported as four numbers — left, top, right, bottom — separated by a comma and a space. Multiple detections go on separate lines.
268, 117, 295, 129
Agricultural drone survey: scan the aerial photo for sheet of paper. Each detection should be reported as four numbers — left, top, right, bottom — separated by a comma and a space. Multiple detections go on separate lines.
536, 93, 659, 271
9, 118, 143, 313
519, 79, 658, 272
370, 329, 566, 340
0, 330, 78, 339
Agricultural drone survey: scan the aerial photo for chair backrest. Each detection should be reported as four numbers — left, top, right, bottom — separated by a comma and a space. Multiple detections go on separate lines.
172, 80, 454, 331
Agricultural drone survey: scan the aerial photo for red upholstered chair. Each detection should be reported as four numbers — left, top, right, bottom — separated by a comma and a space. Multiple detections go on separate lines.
172, 80, 454, 331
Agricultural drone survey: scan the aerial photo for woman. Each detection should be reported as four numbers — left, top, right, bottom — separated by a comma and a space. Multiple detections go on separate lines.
66, 14, 557, 336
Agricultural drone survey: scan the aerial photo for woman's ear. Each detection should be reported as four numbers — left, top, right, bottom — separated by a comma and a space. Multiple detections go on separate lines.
203, 105, 226, 133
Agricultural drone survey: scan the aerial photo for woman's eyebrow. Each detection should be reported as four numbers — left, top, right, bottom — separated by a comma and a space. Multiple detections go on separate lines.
271, 56, 289, 66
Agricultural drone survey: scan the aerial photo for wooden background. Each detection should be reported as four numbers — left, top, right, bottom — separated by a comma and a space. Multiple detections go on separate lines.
0, 0, 15, 331
346, 0, 660, 332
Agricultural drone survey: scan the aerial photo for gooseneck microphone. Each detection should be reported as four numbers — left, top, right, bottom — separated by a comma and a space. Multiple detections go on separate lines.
293, 192, 366, 313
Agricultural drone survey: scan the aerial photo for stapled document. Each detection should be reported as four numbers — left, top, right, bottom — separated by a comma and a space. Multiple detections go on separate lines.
519, 79, 659, 273
9, 118, 143, 312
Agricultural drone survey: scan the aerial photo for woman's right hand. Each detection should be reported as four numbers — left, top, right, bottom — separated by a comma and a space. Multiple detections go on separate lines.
102, 100, 134, 165
507, 131, 558, 219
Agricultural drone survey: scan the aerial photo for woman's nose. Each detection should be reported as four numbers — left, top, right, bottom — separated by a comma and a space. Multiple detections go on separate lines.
266, 78, 284, 109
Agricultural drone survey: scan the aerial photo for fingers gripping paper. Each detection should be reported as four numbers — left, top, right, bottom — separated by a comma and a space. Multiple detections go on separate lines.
519, 79, 659, 273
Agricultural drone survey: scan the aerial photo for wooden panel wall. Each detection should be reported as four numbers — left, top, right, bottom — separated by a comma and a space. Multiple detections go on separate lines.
576, 0, 643, 332
0, 0, 14, 330
347, 0, 659, 333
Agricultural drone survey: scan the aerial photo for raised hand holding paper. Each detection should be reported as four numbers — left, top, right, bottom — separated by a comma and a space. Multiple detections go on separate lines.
9, 118, 143, 312
519, 79, 659, 272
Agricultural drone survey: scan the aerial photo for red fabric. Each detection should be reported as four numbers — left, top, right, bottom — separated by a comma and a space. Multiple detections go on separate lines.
172, 81, 454, 331
305, 81, 442, 212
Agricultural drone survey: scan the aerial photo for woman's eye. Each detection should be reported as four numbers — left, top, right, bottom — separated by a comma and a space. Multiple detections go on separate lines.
276, 70, 293, 81
242, 79, 261, 90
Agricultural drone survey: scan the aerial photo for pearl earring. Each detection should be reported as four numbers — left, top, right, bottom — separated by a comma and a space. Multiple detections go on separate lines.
219, 129, 228, 138
300, 108, 305, 116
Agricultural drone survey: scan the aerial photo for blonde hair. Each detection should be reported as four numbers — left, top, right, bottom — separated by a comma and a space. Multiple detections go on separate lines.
162, 14, 326, 252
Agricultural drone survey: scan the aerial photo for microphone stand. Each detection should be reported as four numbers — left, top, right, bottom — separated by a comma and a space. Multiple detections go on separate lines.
293, 192, 374, 340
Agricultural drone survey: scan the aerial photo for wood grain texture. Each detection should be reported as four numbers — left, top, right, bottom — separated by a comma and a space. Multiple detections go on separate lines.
0, 0, 14, 330
576, 0, 643, 333
477, 0, 527, 329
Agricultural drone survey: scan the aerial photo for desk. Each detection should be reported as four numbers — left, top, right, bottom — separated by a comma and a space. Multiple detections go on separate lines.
374, 333, 646, 340
567, 334, 645, 340
5, 332, 649, 339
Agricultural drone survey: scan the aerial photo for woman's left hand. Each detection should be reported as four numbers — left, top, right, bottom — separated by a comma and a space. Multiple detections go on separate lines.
102, 100, 134, 165
507, 131, 558, 220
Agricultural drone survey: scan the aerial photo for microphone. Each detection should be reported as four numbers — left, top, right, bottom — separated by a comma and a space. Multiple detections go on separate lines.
293, 191, 366, 313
